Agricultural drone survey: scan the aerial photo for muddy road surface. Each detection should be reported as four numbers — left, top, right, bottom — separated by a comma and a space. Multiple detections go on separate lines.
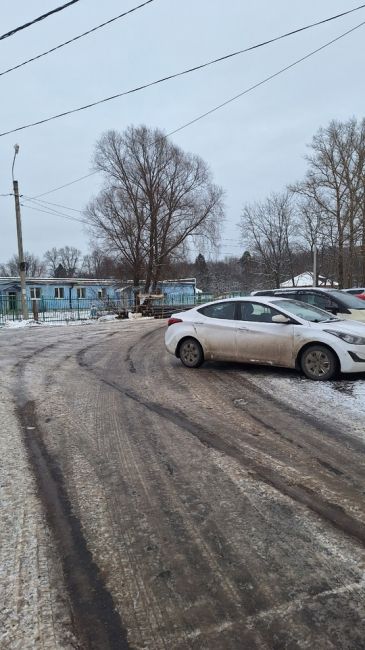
1, 319, 365, 649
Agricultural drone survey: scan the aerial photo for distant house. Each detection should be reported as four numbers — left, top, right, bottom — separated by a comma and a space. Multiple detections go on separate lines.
0, 276, 197, 311
116, 278, 197, 307
0, 277, 120, 309
280, 272, 338, 288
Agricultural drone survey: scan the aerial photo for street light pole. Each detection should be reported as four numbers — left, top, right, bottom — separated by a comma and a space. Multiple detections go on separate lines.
12, 144, 28, 319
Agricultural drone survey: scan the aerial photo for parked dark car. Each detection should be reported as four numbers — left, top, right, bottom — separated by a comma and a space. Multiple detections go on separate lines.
343, 288, 365, 300
250, 287, 365, 322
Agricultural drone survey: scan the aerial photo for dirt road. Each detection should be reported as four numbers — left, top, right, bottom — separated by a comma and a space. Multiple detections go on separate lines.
1, 319, 365, 649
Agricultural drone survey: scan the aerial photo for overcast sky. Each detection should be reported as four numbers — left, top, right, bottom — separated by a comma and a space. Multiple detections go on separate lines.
0, 0, 364, 264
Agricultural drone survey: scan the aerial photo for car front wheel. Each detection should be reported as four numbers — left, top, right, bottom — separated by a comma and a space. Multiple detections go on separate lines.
179, 338, 204, 368
300, 345, 338, 381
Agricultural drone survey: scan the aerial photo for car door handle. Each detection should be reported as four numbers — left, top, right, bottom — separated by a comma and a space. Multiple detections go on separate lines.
237, 326, 249, 330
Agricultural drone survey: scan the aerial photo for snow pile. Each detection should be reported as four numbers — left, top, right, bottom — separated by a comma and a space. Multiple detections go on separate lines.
3, 319, 95, 329
97, 314, 118, 322
4, 319, 42, 329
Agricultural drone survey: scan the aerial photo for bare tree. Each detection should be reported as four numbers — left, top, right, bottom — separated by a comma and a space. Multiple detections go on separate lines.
58, 246, 82, 277
85, 126, 224, 292
81, 248, 116, 278
0, 252, 46, 277
44, 247, 60, 276
292, 119, 365, 287
240, 192, 297, 287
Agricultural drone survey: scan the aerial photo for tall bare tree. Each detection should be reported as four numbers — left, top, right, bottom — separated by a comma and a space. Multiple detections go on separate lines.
85, 126, 223, 292
292, 118, 365, 287
240, 192, 297, 287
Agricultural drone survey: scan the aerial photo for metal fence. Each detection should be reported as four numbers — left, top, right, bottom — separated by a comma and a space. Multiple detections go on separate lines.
0, 297, 128, 326
0, 291, 248, 326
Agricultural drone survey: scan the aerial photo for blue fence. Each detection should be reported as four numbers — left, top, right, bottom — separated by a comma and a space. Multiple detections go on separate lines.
0, 291, 248, 326
0, 297, 127, 325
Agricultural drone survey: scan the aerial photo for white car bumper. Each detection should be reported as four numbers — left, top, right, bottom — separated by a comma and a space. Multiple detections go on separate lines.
338, 347, 365, 373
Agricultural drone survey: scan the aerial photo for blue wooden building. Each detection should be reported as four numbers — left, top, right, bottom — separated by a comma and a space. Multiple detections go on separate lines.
0, 276, 197, 314
0, 277, 120, 310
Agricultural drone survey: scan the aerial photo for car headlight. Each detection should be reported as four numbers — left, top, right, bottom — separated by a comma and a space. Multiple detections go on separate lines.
324, 330, 365, 345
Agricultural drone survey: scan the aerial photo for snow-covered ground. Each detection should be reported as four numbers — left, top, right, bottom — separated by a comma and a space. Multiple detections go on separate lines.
1, 313, 152, 329
0, 385, 77, 649
244, 367, 365, 441
1, 319, 364, 648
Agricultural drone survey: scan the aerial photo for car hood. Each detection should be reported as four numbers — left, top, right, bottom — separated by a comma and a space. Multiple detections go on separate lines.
311, 318, 365, 334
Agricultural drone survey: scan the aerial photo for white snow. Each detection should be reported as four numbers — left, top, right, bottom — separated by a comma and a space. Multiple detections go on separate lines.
244, 369, 365, 441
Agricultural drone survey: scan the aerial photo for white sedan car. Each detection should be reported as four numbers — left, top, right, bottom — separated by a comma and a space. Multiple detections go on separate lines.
165, 297, 365, 380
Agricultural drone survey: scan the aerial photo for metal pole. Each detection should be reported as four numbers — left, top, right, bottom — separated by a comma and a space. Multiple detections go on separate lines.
12, 178, 28, 319
313, 241, 317, 288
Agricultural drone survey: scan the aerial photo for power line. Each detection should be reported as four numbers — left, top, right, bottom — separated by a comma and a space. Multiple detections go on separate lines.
27, 15, 365, 199
21, 201, 88, 225
33, 172, 97, 198
1, 6, 365, 138
166, 20, 365, 138
0, 0, 81, 42
22, 195, 84, 213
0, 0, 155, 78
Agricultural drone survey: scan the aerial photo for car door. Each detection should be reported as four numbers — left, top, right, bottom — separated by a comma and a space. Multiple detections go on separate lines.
194, 301, 237, 361
194, 300, 237, 361
235, 301, 295, 366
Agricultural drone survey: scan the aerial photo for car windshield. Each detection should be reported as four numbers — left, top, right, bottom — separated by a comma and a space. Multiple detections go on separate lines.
326, 289, 365, 309
273, 299, 339, 323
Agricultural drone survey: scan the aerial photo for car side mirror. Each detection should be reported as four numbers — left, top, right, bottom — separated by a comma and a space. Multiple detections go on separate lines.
272, 314, 291, 324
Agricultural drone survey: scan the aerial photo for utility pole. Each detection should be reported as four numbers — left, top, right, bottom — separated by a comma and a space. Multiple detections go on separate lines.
313, 241, 317, 287
12, 144, 28, 319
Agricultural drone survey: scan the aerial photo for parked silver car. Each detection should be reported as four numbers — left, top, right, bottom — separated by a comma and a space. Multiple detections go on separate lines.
165, 296, 365, 380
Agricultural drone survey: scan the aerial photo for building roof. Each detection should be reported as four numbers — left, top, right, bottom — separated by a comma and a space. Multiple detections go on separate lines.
280, 272, 338, 288
0, 277, 119, 286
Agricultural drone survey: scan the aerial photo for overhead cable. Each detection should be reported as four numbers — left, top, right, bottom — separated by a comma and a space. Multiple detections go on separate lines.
20, 201, 88, 225
22, 195, 84, 213
26, 17, 365, 198
166, 20, 365, 137
1, 9, 365, 137
0, 0, 81, 42
0, 0, 155, 78
32, 172, 97, 198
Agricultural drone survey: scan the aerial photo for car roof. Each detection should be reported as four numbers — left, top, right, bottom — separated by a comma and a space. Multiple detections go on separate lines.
253, 287, 337, 294
194, 295, 297, 308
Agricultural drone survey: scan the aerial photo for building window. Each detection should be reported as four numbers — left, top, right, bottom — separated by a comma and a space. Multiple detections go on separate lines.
30, 288, 41, 300
77, 287, 86, 299
54, 287, 64, 299
97, 288, 107, 299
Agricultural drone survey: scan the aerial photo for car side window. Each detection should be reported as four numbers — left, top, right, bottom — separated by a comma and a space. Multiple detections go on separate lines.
299, 292, 337, 311
237, 302, 282, 323
198, 301, 236, 319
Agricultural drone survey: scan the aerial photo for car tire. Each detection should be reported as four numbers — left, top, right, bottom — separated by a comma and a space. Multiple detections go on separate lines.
300, 344, 338, 381
179, 338, 204, 368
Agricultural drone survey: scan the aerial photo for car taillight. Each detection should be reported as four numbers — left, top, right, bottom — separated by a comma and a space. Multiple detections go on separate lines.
167, 317, 183, 326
